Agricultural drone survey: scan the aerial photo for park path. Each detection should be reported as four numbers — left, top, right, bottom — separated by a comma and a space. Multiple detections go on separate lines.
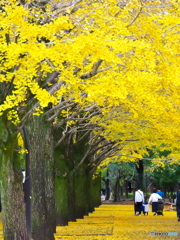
0, 205, 179, 239
54, 204, 180, 240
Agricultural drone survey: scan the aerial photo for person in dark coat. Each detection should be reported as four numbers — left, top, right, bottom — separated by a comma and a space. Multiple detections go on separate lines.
174, 187, 180, 221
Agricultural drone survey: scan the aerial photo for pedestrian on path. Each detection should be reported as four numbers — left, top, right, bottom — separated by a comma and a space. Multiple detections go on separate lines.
142, 196, 150, 216
148, 189, 162, 216
157, 188, 165, 198
134, 187, 144, 216
174, 187, 180, 221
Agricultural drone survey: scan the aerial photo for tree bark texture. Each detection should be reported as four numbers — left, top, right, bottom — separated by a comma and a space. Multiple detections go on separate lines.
54, 129, 100, 223
54, 142, 76, 225
75, 166, 92, 219
55, 148, 70, 226
1, 134, 28, 240
89, 174, 101, 211
27, 116, 55, 240
136, 160, 144, 190
105, 170, 110, 201
124, 180, 129, 198
114, 175, 121, 202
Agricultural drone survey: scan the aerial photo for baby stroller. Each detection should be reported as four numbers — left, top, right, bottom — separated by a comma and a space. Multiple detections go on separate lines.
157, 199, 164, 216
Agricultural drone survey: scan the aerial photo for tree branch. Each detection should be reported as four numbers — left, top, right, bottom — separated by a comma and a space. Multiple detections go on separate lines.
114, 154, 172, 162
40, 0, 82, 24
41, 71, 60, 88
55, 125, 77, 147
18, 81, 64, 129
80, 59, 103, 79
126, 0, 143, 27
47, 102, 77, 122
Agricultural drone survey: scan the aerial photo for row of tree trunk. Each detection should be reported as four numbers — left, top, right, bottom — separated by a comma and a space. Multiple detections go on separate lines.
0, 116, 102, 240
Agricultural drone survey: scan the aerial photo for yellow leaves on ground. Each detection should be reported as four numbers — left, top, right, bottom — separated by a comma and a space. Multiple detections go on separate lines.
54, 204, 179, 240
0, 204, 179, 239
0, 217, 3, 240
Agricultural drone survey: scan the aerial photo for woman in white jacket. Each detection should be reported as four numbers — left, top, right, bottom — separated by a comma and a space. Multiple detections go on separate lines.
148, 189, 162, 216
134, 187, 144, 216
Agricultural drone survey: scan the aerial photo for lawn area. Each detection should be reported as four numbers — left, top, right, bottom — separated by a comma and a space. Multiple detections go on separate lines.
0, 205, 179, 239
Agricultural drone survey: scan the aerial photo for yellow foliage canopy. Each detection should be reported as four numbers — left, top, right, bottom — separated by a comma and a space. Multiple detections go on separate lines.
0, 0, 180, 162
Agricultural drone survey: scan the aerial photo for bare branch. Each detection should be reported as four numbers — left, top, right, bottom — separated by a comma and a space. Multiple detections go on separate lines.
126, 0, 143, 27
95, 66, 112, 74
78, 130, 91, 142
45, 98, 75, 116
48, 81, 65, 94
41, 71, 60, 88
69, 135, 106, 173
55, 125, 77, 147
40, 0, 83, 24
47, 102, 77, 122
80, 59, 103, 79
89, 145, 119, 174
65, 110, 101, 122
70, 146, 92, 174
18, 81, 64, 129
83, 104, 97, 112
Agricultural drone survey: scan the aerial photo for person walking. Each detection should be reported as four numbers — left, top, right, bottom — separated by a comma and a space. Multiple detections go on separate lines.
142, 196, 150, 216
134, 187, 144, 216
148, 189, 162, 216
174, 187, 180, 221
157, 188, 165, 198
157, 188, 165, 216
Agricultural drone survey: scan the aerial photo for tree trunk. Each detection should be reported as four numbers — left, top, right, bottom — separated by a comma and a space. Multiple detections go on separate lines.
105, 170, 110, 200
27, 116, 55, 240
125, 180, 128, 198
89, 174, 101, 211
55, 172, 69, 226
54, 142, 76, 226
120, 186, 123, 198
1, 136, 28, 240
75, 168, 91, 218
113, 176, 121, 202
67, 172, 76, 222
136, 160, 144, 190
55, 148, 72, 226
128, 181, 132, 193
55, 129, 93, 221
55, 129, 99, 223
0, 194, 1, 212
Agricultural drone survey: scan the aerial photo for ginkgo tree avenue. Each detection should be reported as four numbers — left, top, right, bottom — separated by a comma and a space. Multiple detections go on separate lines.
0, 0, 180, 239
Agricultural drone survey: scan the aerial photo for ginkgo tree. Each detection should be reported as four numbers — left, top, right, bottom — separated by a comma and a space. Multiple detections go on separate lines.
1, 0, 180, 239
